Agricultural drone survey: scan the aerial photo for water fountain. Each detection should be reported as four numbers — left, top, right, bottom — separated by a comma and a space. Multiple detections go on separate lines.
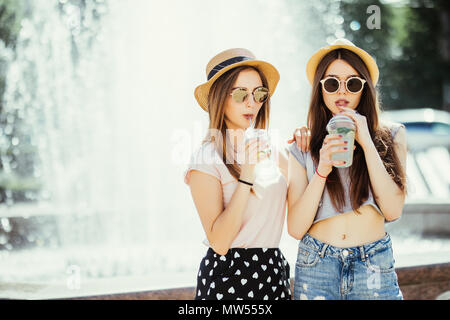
0, 0, 448, 299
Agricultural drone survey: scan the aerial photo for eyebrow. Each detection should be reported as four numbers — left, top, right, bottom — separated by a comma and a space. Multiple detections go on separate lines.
231, 85, 264, 91
325, 74, 359, 79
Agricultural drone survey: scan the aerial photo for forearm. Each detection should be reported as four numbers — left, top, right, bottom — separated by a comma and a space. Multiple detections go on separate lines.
209, 182, 252, 254
288, 173, 326, 239
363, 142, 405, 219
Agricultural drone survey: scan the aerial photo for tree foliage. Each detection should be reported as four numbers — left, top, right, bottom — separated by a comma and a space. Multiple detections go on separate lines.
340, 0, 450, 110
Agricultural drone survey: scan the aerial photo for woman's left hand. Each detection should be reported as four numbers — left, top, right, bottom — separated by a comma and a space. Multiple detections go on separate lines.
337, 106, 372, 149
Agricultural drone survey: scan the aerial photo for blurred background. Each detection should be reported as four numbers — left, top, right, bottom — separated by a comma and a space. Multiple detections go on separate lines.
0, 0, 449, 298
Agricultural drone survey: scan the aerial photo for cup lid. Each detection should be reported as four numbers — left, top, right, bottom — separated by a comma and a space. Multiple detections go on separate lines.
327, 115, 355, 130
329, 115, 354, 123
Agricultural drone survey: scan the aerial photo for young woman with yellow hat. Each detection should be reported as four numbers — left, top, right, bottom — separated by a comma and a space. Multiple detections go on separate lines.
288, 39, 407, 300
184, 48, 291, 300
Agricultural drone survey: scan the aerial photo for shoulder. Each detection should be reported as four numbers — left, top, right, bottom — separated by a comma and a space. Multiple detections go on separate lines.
287, 142, 309, 167
185, 141, 224, 185
380, 120, 406, 140
380, 120, 407, 153
287, 142, 303, 157
192, 141, 224, 165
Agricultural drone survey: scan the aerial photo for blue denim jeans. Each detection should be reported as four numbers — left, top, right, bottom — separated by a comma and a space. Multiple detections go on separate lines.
293, 233, 403, 300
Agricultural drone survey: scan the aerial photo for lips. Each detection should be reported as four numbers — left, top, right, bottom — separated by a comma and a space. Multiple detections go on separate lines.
243, 114, 254, 121
335, 99, 349, 107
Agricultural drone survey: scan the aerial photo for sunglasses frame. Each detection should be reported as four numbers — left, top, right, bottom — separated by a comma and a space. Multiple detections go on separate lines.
230, 86, 269, 104
320, 76, 367, 94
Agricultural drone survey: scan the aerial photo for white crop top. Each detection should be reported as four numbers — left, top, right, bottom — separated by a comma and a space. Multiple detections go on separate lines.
288, 122, 404, 224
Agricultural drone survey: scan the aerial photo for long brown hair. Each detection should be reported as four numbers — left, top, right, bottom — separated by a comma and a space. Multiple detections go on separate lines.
307, 49, 407, 213
204, 66, 271, 186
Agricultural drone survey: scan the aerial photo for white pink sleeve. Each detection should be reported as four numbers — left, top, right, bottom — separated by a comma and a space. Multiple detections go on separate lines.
184, 142, 221, 185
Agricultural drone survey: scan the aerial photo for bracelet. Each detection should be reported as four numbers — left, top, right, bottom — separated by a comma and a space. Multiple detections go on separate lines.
238, 178, 254, 186
315, 168, 328, 180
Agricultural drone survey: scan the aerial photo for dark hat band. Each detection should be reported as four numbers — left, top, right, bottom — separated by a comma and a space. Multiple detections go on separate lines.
207, 56, 253, 80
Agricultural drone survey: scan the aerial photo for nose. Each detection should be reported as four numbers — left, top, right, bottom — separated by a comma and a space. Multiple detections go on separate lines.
245, 93, 258, 108
338, 79, 347, 94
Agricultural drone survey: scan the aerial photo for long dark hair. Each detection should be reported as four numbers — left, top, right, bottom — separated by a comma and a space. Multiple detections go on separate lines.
307, 49, 407, 213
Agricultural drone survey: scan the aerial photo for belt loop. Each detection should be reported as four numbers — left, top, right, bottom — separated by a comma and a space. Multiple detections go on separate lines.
359, 246, 366, 261
319, 244, 328, 258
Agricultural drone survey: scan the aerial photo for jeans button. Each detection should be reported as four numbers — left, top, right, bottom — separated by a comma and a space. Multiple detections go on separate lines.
342, 249, 349, 257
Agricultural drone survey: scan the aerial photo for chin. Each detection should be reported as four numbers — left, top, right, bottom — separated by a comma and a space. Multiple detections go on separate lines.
331, 104, 356, 115
329, 107, 340, 115
241, 120, 251, 129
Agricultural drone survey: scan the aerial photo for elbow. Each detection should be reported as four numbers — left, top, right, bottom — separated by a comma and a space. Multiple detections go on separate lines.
288, 230, 304, 241
383, 207, 403, 222
209, 241, 230, 256
378, 193, 405, 222
287, 209, 307, 240
384, 212, 402, 222
213, 247, 230, 256
287, 223, 305, 241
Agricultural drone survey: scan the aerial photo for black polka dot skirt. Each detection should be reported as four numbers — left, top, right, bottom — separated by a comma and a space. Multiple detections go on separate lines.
195, 247, 291, 300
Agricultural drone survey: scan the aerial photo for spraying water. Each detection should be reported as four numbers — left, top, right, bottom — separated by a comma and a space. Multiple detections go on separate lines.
0, 0, 448, 293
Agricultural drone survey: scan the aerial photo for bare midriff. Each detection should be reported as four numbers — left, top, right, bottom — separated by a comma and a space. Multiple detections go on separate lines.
308, 204, 386, 248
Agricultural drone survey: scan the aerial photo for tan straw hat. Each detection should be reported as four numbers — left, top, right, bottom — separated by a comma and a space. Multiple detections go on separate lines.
306, 38, 379, 86
195, 48, 280, 112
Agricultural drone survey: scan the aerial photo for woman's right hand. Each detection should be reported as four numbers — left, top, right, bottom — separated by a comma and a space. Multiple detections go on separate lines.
240, 137, 270, 183
287, 126, 310, 152
316, 134, 348, 177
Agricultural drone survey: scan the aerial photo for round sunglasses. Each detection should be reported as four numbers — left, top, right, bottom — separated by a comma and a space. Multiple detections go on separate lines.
230, 86, 269, 104
320, 76, 366, 94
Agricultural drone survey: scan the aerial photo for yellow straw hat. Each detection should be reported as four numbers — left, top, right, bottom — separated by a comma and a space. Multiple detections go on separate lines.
195, 48, 280, 112
306, 38, 379, 86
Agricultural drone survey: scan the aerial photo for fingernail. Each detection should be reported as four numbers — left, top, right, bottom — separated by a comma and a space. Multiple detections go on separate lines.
339, 135, 343, 138
344, 141, 348, 144
344, 147, 348, 150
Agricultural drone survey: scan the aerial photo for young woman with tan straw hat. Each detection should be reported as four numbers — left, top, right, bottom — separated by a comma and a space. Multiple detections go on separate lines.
184, 48, 291, 300
288, 39, 407, 300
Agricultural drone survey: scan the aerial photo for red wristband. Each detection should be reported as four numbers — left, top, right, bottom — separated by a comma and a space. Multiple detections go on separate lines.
315, 168, 328, 180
